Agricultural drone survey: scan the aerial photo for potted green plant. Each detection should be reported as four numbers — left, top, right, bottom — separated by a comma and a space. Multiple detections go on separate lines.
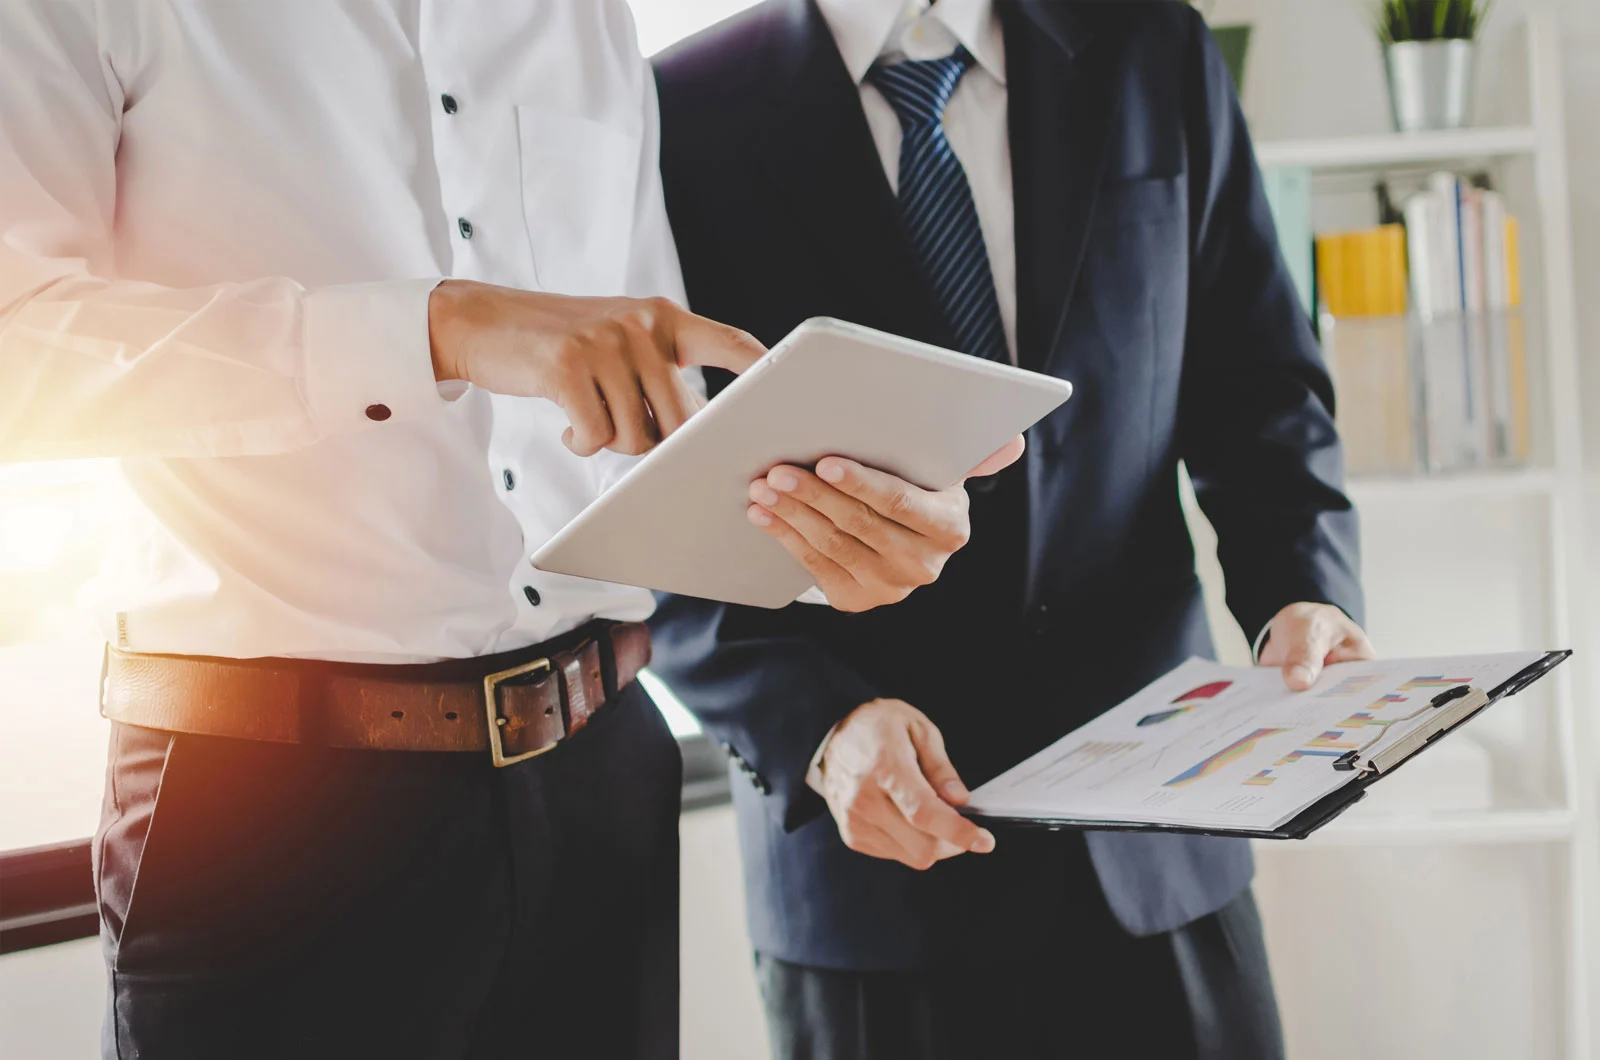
1377, 0, 1491, 132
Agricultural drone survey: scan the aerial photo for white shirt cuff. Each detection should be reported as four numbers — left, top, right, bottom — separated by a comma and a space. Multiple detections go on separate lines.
1252, 621, 1273, 664
796, 586, 829, 606
302, 278, 445, 434
805, 721, 842, 795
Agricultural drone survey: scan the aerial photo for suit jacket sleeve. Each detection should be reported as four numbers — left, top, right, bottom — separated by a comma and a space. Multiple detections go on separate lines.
649, 593, 879, 831
1177, 8, 1364, 638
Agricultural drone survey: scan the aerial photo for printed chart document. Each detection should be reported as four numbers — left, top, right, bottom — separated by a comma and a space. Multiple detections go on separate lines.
965, 651, 1567, 839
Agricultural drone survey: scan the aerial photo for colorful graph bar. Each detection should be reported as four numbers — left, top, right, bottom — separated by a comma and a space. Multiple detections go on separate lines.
1339, 711, 1395, 729
1398, 675, 1471, 691
1170, 680, 1232, 705
1164, 728, 1288, 788
1274, 748, 1348, 765
1307, 730, 1359, 749
1243, 771, 1277, 786
1138, 707, 1192, 727
1318, 674, 1383, 698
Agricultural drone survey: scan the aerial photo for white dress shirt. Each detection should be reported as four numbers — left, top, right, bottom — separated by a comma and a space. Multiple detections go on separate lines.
0, 1, 682, 662
815, 0, 1017, 363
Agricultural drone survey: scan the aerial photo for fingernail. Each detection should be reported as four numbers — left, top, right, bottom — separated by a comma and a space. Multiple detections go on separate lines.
817, 460, 845, 483
769, 467, 799, 492
1289, 665, 1313, 686
747, 505, 773, 527
972, 829, 995, 853
750, 483, 780, 506
942, 780, 968, 801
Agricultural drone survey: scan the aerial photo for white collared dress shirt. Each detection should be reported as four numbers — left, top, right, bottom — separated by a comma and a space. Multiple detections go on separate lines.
0, 0, 682, 663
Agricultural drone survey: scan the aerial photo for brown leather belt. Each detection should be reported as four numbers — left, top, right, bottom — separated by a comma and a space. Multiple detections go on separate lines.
100, 621, 652, 767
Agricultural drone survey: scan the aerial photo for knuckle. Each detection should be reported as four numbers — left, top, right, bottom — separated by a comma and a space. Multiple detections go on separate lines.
817, 527, 852, 557
841, 503, 877, 539
799, 549, 832, 575
613, 436, 650, 456
553, 338, 590, 374
636, 296, 670, 327
594, 318, 630, 351
885, 488, 916, 519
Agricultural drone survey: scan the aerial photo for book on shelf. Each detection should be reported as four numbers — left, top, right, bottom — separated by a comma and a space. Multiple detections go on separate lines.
1310, 172, 1529, 477
1315, 225, 1415, 474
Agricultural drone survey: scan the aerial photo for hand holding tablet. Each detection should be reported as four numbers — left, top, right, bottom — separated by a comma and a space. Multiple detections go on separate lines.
746, 438, 1025, 612
532, 318, 1073, 608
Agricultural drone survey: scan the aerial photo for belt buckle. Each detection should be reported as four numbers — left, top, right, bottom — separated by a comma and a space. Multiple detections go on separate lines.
484, 657, 555, 768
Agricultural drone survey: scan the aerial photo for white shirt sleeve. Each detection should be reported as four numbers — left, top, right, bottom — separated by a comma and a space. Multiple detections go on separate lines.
1252, 621, 1273, 664
0, 1, 442, 462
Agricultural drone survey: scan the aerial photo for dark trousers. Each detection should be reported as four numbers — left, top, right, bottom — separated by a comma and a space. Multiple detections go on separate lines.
755, 889, 1283, 1060
93, 682, 682, 1060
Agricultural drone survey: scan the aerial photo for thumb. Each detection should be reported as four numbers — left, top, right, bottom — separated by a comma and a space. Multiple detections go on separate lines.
671, 309, 767, 374
909, 718, 969, 806
1282, 627, 1333, 691
964, 435, 1025, 480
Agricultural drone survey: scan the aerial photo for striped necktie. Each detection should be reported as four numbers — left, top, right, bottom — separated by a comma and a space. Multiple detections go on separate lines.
868, 47, 1009, 363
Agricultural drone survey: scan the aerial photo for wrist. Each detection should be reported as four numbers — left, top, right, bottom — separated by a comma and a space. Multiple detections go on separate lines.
427, 279, 477, 383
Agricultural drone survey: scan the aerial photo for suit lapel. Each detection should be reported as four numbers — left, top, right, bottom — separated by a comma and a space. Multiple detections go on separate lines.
1004, 1, 1128, 372
749, 0, 953, 349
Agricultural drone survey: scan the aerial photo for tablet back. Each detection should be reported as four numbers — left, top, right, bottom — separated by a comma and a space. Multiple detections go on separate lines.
530, 318, 1073, 608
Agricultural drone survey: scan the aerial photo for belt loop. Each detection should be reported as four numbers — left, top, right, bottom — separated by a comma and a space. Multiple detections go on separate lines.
595, 622, 620, 702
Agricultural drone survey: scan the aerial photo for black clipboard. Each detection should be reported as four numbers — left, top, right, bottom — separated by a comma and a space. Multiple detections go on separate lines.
966, 650, 1571, 841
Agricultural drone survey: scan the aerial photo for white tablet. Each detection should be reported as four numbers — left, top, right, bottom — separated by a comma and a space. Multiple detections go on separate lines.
530, 317, 1073, 608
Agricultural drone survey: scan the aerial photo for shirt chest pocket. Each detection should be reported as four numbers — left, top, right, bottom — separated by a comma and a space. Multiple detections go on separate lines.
516, 107, 641, 296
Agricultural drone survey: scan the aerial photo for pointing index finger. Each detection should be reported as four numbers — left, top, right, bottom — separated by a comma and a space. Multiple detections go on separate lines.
671, 309, 767, 374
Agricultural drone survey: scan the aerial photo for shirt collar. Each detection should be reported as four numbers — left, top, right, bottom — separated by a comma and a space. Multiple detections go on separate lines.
814, 0, 1006, 87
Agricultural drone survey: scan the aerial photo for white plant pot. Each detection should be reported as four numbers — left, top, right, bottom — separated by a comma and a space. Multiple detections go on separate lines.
1385, 39, 1476, 132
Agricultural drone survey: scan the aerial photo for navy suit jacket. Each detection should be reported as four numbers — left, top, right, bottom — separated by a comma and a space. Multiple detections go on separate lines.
649, 0, 1364, 970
